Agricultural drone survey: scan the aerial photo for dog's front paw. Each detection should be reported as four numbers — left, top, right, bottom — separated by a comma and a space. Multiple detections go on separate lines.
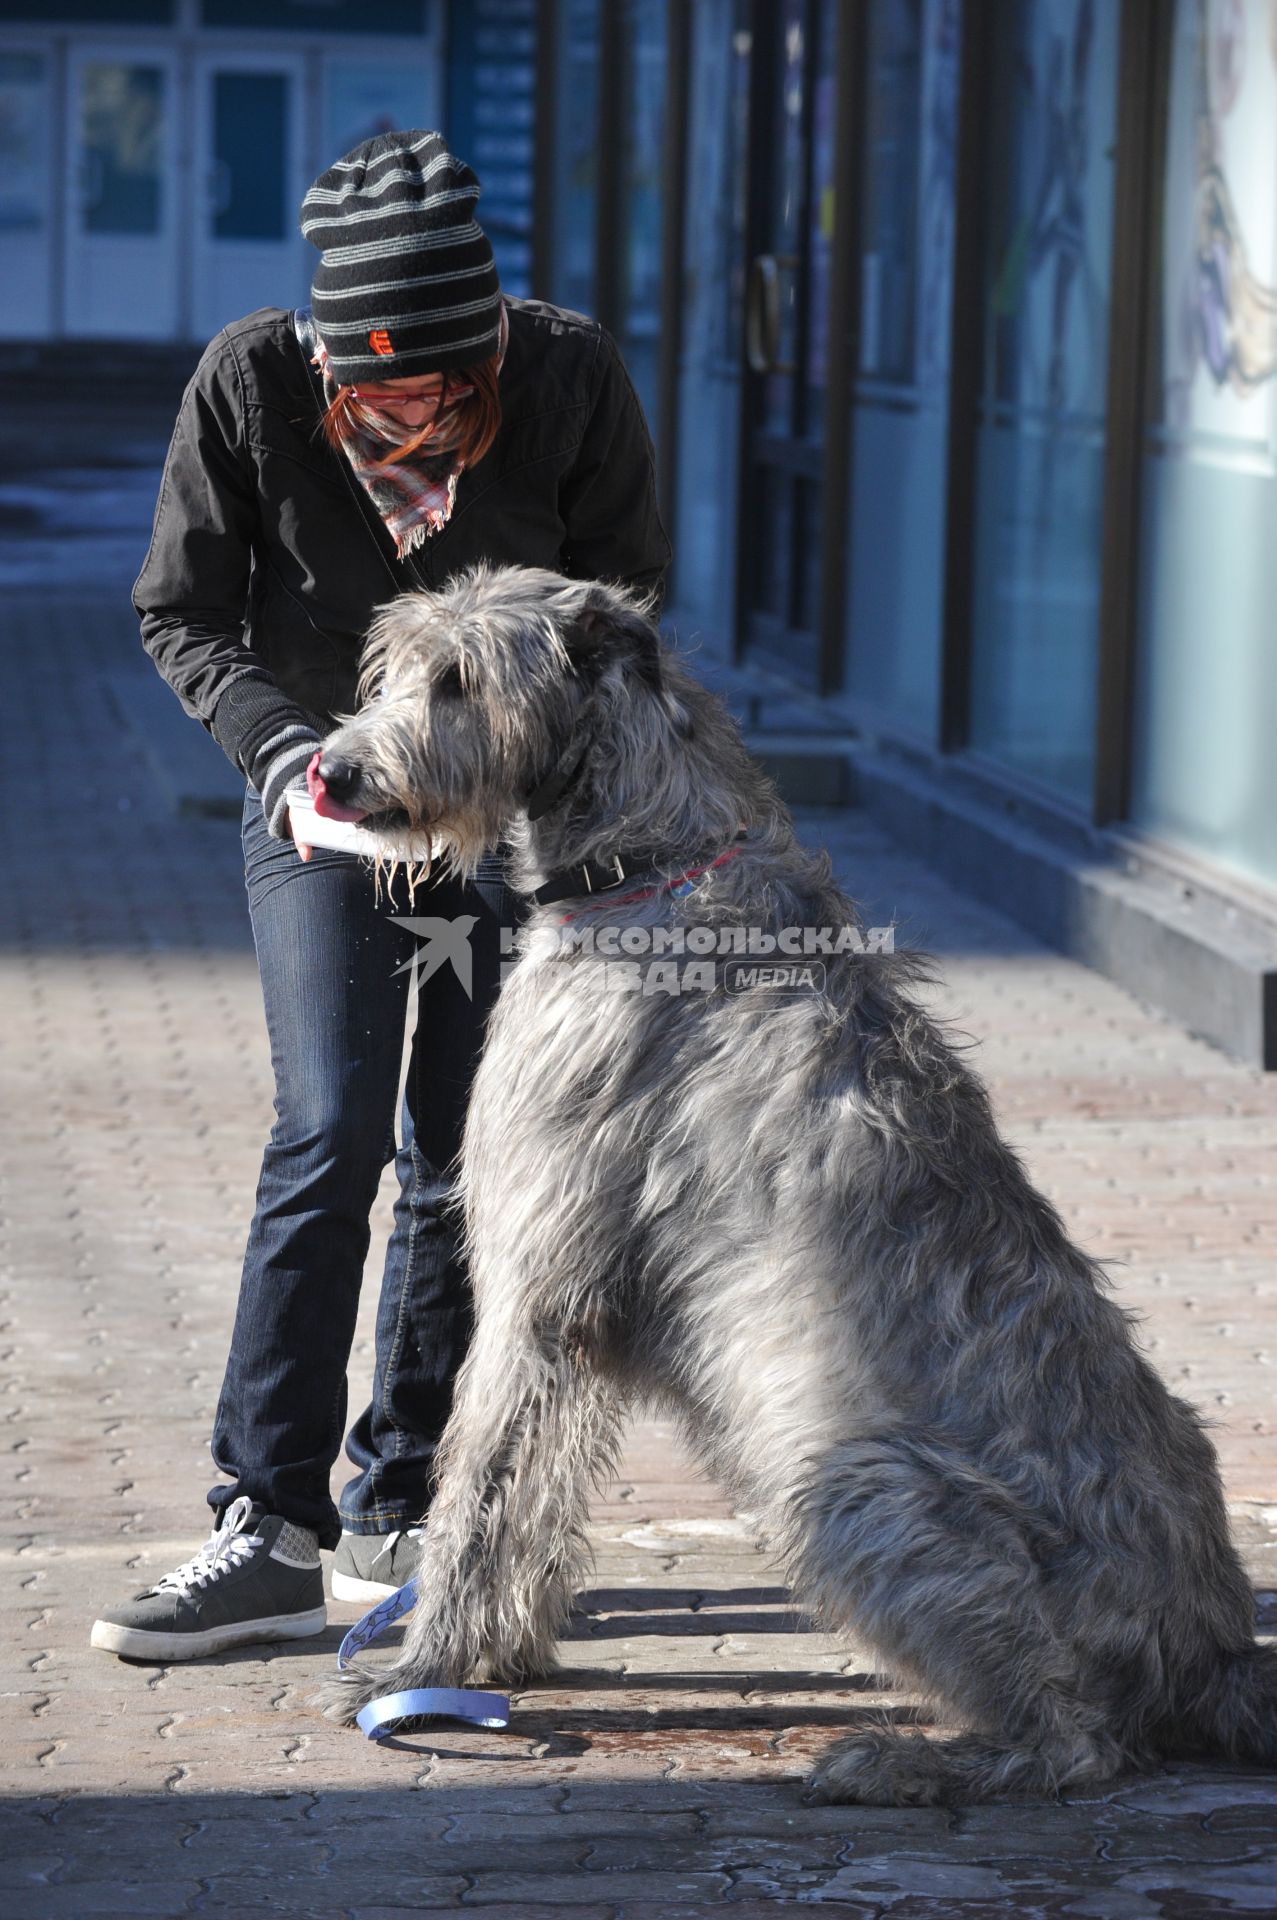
480, 1648, 560, 1689
805, 1729, 950, 1807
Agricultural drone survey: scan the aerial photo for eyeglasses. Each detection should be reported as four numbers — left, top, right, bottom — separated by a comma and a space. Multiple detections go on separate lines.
344, 378, 474, 413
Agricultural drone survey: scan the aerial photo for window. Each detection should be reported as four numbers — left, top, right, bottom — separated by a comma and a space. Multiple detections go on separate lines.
550, 0, 600, 315
966, 0, 1119, 802
1128, 0, 1277, 891
616, 0, 667, 431
842, 0, 959, 735
670, 0, 749, 632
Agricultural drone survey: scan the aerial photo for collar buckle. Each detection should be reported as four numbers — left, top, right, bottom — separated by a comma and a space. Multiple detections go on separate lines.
583, 855, 626, 895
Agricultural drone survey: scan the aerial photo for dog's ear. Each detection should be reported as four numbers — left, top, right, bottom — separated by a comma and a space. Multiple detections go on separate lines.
563, 586, 694, 738
564, 589, 662, 687
561, 601, 615, 679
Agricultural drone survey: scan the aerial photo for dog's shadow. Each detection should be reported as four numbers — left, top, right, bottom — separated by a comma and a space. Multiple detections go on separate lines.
114, 1584, 924, 1761
114, 1581, 1277, 1765
362, 1679, 927, 1760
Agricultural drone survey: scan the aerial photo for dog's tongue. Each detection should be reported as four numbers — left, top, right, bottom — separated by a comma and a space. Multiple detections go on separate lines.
306, 748, 368, 822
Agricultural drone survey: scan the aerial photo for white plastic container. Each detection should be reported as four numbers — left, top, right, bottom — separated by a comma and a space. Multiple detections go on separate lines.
286, 786, 438, 863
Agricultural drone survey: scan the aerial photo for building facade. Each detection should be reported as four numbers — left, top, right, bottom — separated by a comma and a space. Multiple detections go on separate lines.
0, 4, 432, 341
531, 0, 1277, 1065
2, 0, 1275, 1061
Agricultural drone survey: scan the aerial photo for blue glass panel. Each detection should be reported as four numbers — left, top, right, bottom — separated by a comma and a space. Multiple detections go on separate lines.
446, 0, 536, 298
549, 0, 600, 313
0, 52, 49, 233
843, 0, 959, 739
966, 0, 1119, 802
670, 0, 749, 631
760, 0, 807, 439
82, 64, 163, 237
617, 0, 668, 433
806, 0, 838, 406
214, 73, 286, 242
201, 1, 429, 33
326, 63, 434, 169
1129, 0, 1277, 891
857, 0, 923, 384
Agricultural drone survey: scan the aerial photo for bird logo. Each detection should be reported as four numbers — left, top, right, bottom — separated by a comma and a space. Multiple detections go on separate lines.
389, 916, 479, 998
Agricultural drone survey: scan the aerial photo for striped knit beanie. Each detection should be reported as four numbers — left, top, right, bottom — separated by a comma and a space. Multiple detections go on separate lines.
300, 129, 502, 384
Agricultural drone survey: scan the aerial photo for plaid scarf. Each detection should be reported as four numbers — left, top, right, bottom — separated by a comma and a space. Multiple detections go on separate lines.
311, 298, 508, 558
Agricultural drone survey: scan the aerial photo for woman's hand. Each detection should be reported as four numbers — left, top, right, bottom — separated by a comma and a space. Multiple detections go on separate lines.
281, 811, 314, 862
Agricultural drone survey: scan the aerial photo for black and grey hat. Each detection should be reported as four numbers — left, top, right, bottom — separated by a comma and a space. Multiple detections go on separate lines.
300, 129, 502, 384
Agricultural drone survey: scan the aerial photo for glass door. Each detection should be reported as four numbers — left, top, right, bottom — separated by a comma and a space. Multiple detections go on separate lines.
966, 0, 1120, 804
64, 47, 179, 339
0, 49, 55, 339
191, 53, 310, 343
842, 0, 959, 740
550, 0, 602, 315
737, 0, 836, 687
615, 0, 668, 433
670, 0, 750, 632
1129, 0, 1277, 891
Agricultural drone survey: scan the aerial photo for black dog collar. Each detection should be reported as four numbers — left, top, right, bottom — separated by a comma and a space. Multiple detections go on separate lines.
530, 849, 668, 907
530, 831, 750, 909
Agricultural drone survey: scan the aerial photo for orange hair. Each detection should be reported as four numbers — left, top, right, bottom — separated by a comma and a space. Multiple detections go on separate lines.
320, 353, 502, 469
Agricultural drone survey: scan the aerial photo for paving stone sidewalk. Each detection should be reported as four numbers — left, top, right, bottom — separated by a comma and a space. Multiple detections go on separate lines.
0, 592, 1274, 1917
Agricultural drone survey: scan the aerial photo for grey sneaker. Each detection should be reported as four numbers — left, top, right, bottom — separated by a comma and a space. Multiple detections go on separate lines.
331, 1525, 425, 1603
89, 1495, 326, 1661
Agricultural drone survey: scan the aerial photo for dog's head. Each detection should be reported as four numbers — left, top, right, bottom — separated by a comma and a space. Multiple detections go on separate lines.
313, 563, 693, 871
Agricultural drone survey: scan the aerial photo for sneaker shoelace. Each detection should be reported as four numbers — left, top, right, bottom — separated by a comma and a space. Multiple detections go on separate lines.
150, 1493, 264, 1599
370, 1524, 425, 1571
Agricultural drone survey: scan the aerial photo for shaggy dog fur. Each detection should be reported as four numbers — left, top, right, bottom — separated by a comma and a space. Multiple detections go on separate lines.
309, 563, 1275, 1805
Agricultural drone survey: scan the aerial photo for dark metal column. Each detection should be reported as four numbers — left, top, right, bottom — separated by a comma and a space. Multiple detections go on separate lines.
1093, 0, 1168, 827
730, 0, 773, 665
655, 0, 691, 534
593, 0, 625, 336
937, 0, 993, 754
815, 0, 866, 695
531, 0, 559, 299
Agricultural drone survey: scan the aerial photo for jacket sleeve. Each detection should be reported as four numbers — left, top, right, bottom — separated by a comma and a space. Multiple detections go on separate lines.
132, 331, 326, 779
558, 327, 673, 618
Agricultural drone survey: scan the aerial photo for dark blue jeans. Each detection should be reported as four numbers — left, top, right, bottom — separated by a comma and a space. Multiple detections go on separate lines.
208, 784, 519, 1548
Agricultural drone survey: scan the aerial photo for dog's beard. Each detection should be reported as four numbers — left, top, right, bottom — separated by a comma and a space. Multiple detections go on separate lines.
362, 799, 508, 907
429, 801, 511, 871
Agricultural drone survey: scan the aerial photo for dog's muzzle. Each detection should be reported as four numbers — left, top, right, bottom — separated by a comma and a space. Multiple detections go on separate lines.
309, 750, 369, 823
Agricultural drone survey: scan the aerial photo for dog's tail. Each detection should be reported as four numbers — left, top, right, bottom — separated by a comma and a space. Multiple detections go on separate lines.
1181, 1641, 1277, 1765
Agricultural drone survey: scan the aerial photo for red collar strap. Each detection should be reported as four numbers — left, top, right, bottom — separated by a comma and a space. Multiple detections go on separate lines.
541, 833, 749, 922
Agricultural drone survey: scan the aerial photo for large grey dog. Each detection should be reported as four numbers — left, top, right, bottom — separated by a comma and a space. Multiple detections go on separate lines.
310, 562, 1274, 1805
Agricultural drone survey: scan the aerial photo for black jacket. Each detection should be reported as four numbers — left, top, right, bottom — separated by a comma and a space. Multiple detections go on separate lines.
133, 296, 672, 779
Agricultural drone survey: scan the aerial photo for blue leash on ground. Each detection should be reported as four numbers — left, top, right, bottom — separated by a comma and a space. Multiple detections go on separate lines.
337, 1577, 510, 1742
